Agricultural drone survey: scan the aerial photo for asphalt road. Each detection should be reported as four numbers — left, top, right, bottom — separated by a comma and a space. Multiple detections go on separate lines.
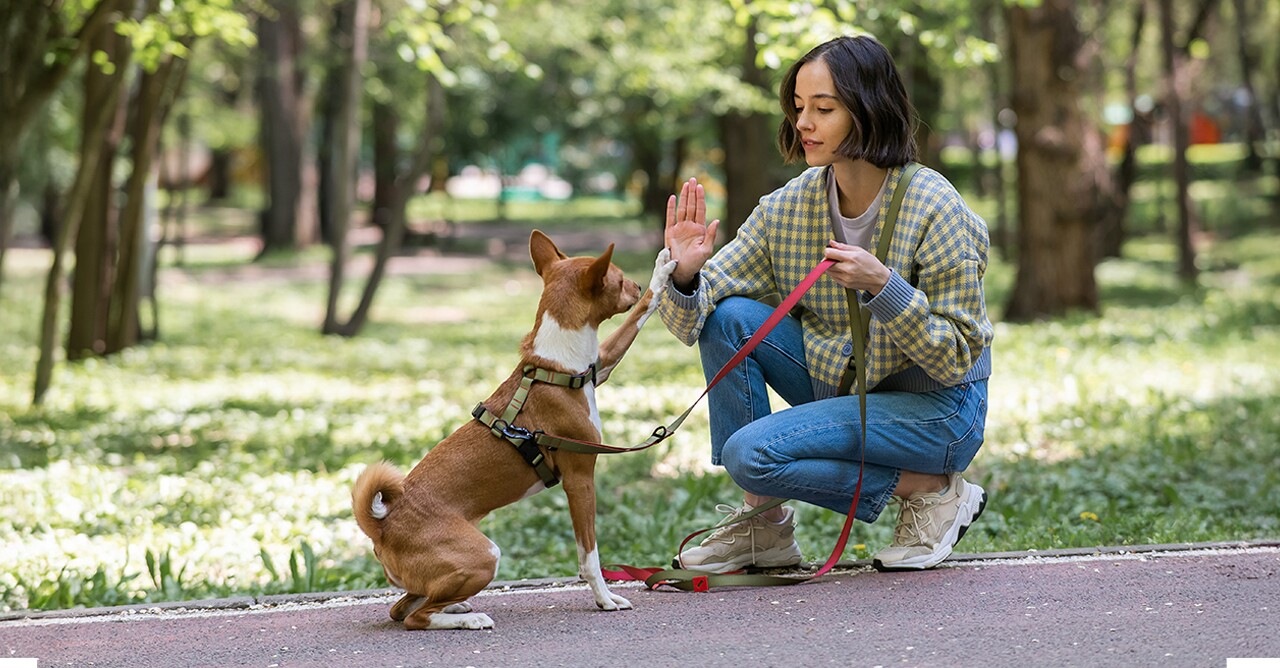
2, 545, 1277, 668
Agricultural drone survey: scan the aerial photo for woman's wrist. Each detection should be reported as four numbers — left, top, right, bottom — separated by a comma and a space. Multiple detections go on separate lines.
866, 265, 892, 296
673, 271, 699, 294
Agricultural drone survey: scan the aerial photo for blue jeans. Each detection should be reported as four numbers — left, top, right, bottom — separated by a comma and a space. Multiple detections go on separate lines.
700, 297, 988, 522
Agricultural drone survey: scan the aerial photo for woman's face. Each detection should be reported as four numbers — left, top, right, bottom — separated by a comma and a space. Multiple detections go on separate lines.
792, 58, 855, 168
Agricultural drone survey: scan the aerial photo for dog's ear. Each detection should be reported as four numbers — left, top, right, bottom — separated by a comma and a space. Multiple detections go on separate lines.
530, 230, 566, 277
580, 243, 615, 293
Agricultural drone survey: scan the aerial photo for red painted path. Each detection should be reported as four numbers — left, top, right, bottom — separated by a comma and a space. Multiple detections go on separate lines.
2, 545, 1277, 668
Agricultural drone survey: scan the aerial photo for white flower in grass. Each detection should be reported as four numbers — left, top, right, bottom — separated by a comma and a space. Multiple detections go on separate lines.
55, 495, 85, 522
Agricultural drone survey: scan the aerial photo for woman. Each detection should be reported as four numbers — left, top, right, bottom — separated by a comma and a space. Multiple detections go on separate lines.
658, 34, 993, 573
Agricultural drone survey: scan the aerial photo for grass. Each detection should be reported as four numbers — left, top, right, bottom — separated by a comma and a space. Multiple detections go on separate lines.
1, 157, 1278, 612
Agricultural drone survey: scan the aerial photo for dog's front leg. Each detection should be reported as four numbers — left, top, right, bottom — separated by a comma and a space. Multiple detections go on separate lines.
596, 248, 676, 384
560, 460, 632, 611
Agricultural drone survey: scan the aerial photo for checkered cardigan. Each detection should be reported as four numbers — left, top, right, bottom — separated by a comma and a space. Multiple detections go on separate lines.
659, 164, 993, 398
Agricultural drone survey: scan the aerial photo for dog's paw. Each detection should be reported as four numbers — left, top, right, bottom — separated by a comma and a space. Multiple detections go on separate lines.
596, 591, 633, 611
649, 248, 677, 295
442, 602, 472, 614
422, 611, 494, 630
453, 612, 495, 630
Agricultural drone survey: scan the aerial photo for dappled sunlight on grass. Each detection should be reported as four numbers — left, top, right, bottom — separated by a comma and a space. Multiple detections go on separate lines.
2, 214, 1278, 610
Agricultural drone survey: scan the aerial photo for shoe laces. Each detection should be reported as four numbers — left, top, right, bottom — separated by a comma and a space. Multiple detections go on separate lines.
700, 504, 754, 545
889, 495, 941, 547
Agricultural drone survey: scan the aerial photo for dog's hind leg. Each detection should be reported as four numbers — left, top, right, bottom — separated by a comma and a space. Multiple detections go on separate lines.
391, 595, 473, 621
389, 594, 426, 622
401, 567, 496, 631
400, 525, 500, 630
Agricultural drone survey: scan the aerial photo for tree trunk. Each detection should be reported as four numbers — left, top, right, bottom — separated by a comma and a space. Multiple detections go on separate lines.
255, 2, 307, 255
978, 0, 1010, 257
327, 73, 444, 337
1159, 0, 1199, 283
718, 112, 775, 242
370, 101, 400, 232
1004, 0, 1101, 321
106, 51, 190, 354
0, 0, 127, 293
67, 27, 130, 361
1099, 0, 1149, 260
1232, 0, 1265, 173
0, 152, 16, 293
717, 17, 775, 241
321, 0, 370, 335
316, 67, 338, 244
634, 131, 665, 225
890, 34, 943, 169
33, 37, 132, 405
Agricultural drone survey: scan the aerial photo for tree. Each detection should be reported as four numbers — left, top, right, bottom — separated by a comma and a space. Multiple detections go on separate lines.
717, 11, 782, 240
319, 0, 371, 335
255, 0, 318, 255
1230, 0, 1266, 173
66, 22, 134, 360
32, 0, 252, 404
1004, 0, 1105, 320
1159, 0, 1221, 284
1099, 0, 1150, 260
321, 0, 499, 337
0, 0, 131, 293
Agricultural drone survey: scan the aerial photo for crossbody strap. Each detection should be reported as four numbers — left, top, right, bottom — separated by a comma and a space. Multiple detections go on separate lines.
837, 162, 922, 397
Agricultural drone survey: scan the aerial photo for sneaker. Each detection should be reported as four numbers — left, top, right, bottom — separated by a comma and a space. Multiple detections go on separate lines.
872, 473, 987, 572
672, 503, 803, 574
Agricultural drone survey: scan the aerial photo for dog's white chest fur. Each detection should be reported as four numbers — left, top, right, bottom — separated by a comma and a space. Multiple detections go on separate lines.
532, 314, 602, 435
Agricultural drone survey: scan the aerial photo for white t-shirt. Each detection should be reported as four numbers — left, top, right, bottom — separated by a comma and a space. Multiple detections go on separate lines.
827, 169, 889, 250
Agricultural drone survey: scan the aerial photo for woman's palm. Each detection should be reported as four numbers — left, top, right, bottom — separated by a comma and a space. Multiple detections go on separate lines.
664, 178, 719, 283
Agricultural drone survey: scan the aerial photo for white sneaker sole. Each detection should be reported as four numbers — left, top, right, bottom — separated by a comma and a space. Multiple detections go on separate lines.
872, 481, 988, 572
673, 544, 803, 574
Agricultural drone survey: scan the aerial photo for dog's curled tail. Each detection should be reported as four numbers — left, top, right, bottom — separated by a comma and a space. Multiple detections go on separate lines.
351, 461, 405, 542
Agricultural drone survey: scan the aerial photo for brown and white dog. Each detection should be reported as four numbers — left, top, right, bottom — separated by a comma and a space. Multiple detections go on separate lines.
351, 230, 675, 630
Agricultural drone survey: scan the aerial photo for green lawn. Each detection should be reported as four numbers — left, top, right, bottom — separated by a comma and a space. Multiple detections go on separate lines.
1, 169, 1278, 612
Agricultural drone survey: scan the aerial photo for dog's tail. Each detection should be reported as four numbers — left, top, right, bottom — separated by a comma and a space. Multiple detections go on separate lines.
351, 461, 405, 543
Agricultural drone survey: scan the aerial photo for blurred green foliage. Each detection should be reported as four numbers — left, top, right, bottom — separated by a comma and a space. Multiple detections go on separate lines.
1, 150, 1277, 612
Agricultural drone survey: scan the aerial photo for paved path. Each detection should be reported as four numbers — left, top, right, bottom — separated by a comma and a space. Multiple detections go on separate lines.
2, 545, 1277, 668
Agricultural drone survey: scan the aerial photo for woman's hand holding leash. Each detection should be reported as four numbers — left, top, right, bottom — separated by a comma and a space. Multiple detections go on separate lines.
823, 240, 892, 296
664, 178, 720, 291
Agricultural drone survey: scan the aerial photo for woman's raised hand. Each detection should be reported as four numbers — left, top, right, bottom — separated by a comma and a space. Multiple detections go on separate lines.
664, 178, 720, 288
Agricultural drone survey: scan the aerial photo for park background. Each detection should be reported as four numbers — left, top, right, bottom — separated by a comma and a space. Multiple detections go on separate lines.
0, 0, 1277, 611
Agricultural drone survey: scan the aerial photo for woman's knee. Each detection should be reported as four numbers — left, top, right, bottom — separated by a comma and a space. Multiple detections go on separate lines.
721, 432, 771, 490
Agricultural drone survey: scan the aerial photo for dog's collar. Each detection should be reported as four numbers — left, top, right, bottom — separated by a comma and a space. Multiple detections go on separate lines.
521, 363, 596, 389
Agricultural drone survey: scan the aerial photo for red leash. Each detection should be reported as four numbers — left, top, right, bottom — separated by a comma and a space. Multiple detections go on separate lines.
601, 258, 867, 590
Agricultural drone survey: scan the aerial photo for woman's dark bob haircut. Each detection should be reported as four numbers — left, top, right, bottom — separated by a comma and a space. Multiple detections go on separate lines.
777, 35, 918, 167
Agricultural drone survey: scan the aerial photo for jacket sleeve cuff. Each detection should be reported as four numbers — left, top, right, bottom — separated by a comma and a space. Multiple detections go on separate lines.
863, 270, 914, 321
668, 275, 702, 309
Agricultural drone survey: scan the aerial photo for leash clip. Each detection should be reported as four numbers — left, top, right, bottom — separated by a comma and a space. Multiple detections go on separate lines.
500, 422, 534, 441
